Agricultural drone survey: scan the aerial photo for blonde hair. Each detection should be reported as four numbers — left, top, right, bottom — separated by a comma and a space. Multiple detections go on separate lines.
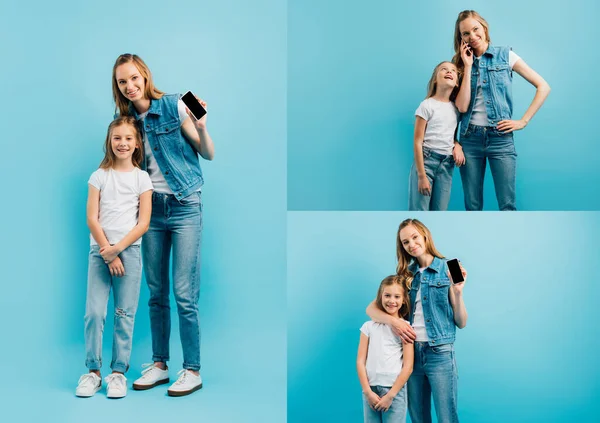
112, 54, 164, 117
425, 61, 459, 102
451, 10, 491, 76
396, 219, 445, 284
99, 116, 144, 170
375, 275, 410, 320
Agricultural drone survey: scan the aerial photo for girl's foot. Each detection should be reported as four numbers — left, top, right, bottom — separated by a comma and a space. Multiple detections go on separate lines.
75, 372, 102, 397
105, 373, 127, 399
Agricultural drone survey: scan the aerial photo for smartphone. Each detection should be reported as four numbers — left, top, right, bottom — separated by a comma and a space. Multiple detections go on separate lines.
446, 259, 464, 284
181, 91, 207, 120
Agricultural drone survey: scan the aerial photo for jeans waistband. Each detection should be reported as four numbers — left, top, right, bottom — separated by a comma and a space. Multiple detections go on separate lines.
423, 146, 453, 159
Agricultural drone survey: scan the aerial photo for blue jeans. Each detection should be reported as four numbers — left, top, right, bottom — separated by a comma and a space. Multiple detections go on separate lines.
363, 385, 407, 423
407, 342, 459, 423
142, 191, 203, 371
459, 124, 517, 211
408, 148, 455, 211
84, 245, 142, 373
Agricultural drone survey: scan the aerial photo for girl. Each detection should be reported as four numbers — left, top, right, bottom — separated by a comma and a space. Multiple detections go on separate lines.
452, 10, 551, 211
110, 54, 215, 397
409, 61, 466, 211
367, 219, 468, 423
76, 116, 153, 398
357, 275, 414, 423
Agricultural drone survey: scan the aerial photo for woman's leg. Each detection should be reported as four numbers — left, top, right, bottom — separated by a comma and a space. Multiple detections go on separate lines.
487, 130, 517, 211
407, 342, 433, 423
459, 126, 487, 211
110, 245, 143, 373
424, 343, 459, 423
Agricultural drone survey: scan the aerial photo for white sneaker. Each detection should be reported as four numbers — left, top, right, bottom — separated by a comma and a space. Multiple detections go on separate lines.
105, 373, 127, 399
167, 369, 203, 397
75, 372, 102, 397
132, 363, 170, 390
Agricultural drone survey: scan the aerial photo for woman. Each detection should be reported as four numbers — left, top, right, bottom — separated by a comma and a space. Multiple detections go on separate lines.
453, 10, 550, 211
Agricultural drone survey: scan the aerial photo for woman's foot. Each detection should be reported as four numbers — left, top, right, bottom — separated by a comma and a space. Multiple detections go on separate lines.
132, 363, 170, 390
167, 369, 203, 397
75, 372, 102, 397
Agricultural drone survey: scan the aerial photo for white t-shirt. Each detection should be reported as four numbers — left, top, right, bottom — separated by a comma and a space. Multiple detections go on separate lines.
413, 268, 430, 342
415, 98, 459, 155
360, 321, 404, 387
470, 50, 521, 126
139, 99, 189, 194
88, 167, 153, 246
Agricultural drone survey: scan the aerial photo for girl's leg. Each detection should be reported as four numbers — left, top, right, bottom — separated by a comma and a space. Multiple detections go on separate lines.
408, 150, 437, 211
458, 126, 487, 211
407, 342, 433, 423
382, 385, 408, 423
429, 156, 455, 211
110, 245, 143, 373
363, 387, 384, 423
487, 130, 517, 211
84, 246, 112, 371
142, 193, 173, 364
423, 343, 459, 423
169, 192, 203, 371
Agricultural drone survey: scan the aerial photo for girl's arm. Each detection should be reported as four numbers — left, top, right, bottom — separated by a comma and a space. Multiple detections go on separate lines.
497, 59, 551, 133
357, 333, 380, 408
455, 41, 474, 113
366, 301, 416, 342
413, 116, 431, 196
181, 97, 215, 160
86, 185, 111, 248
99, 190, 152, 263
374, 341, 414, 412
448, 264, 468, 328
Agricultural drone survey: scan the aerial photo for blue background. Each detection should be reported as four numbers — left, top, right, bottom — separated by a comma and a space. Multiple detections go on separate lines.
288, 212, 600, 422
288, 0, 600, 211
0, 1, 286, 421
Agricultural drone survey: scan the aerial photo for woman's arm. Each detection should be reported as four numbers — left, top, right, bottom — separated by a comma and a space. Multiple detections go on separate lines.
448, 264, 468, 328
374, 341, 414, 412
497, 59, 551, 133
99, 190, 152, 263
455, 41, 474, 113
181, 97, 215, 160
366, 300, 416, 342
86, 185, 110, 248
414, 117, 431, 196
357, 333, 380, 408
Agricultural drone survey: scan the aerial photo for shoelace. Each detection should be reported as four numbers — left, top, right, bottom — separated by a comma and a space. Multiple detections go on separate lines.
78, 373, 99, 387
105, 373, 126, 388
173, 369, 190, 385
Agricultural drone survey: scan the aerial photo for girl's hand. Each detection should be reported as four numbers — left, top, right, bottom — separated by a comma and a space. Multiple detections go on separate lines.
365, 391, 381, 409
453, 143, 466, 167
497, 119, 527, 134
392, 318, 416, 343
374, 393, 394, 412
448, 263, 467, 295
418, 175, 431, 196
108, 257, 125, 277
461, 40, 474, 68
185, 96, 208, 130
100, 245, 120, 263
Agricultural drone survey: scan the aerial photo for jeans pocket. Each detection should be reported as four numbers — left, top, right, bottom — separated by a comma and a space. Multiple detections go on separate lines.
430, 343, 453, 354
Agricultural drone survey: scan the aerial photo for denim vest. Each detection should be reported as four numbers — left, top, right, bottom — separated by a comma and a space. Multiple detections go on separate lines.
128, 94, 204, 200
459, 45, 513, 137
408, 256, 455, 346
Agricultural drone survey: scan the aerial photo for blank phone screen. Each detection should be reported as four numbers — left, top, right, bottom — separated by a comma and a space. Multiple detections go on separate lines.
181, 91, 207, 120
447, 259, 464, 283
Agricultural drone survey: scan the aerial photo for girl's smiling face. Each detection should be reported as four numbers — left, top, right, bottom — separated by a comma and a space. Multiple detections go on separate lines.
436, 62, 458, 90
110, 124, 138, 162
115, 62, 146, 102
380, 284, 404, 316
399, 224, 426, 258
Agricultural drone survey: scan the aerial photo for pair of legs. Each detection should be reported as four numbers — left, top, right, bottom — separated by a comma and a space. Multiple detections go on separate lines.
142, 191, 203, 372
409, 148, 455, 211
459, 124, 517, 211
84, 244, 142, 373
408, 342, 459, 423
363, 385, 407, 423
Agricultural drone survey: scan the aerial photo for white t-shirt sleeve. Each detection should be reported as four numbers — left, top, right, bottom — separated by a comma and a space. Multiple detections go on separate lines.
415, 99, 432, 121
360, 321, 372, 337
178, 99, 190, 126
138, 170, 154, 194
509, 51, 521, 69
88, 169, 106, 190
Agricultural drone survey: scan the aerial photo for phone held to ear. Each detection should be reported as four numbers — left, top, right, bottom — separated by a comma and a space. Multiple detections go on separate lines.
181, 91, 207, 120
446, 259, 464, 284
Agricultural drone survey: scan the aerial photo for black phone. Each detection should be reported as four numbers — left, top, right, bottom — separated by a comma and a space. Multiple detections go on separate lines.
446, 259, 464, 283
181, 91, 207, 120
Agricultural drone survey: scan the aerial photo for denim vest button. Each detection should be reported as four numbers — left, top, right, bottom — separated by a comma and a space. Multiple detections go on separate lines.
427, 319, 431, 322
154, 147, 158, 151
483, 80, 487, 83
437, 282, 441, 286
423, 296, 427, 300
165, 171, 169, 175
432, 340, 436, 343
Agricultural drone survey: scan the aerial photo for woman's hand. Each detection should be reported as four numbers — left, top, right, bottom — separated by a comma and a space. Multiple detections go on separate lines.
418, 175, 431, 196
453, 143, 466, 167
497, 119, 527, 134
365, 391, 381, 410
461, 40, 474, 68
392, 318, 416, 343
185, 96, 208, 130
100, 245, 120, 263
374, 393, 394, 412
108, 257, 125, 277
448, 263, 467, 295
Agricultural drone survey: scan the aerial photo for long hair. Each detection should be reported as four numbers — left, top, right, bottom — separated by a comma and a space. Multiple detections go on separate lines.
99, 116, 144, 170
112, 54, 164, 117
425, 61, 460, 102
396, 219, 445, 284
451, 10, 491, 77
375, 275, 410, 320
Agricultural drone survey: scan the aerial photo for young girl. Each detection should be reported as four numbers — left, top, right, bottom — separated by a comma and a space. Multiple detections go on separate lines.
452, 10, 551, 211
76, 116, 153, 398
408, 61, 466, 211
367, 219, 468, 423
357, 275, 414, 423
110, 54, 215, 397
